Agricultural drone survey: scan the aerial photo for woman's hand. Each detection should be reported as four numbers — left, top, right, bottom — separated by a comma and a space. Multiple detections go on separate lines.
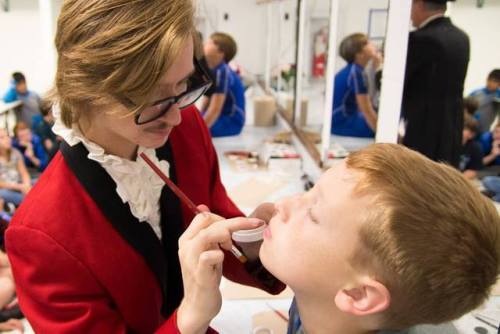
177, 211, 264, 334
19, 183, 31, 195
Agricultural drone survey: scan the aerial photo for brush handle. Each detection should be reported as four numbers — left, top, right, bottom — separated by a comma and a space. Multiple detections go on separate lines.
140, 152, 248, 264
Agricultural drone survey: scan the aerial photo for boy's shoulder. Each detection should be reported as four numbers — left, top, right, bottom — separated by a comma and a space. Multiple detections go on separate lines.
379, 323, 459, 334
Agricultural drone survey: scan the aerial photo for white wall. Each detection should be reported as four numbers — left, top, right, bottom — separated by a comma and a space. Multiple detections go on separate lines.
0, 0, 61, 96
449, 0, 500, 94
195, 0, 297, 79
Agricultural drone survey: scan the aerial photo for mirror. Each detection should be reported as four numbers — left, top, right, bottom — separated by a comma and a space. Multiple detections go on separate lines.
321, 0, 390, 165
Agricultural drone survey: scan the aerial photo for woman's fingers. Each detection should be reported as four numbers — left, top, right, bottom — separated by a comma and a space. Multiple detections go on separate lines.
197, 204, 210, 213
197, 249, 224, 285
179, 212, 222, 246
192, 216, 265, 252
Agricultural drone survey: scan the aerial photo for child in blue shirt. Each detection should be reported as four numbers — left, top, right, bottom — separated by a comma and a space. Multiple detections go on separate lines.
184, 144, 499, 334
2, 72, 42, 128
201, 32, 245, 137
469, 69, 500, 133
331, 33, 379, 138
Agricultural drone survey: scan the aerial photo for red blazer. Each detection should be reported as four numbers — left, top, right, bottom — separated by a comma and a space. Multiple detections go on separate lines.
6, 107, 283, 333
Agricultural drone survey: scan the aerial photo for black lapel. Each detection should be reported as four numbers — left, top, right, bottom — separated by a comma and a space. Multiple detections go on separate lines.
156, 143, 185, 316
59, 141, 168, 307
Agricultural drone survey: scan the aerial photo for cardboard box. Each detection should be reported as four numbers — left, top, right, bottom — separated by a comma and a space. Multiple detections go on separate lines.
254, 96, 277, 127
284, 96, 308, 127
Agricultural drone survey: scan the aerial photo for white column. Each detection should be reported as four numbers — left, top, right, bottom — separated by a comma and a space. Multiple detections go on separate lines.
264, 3, 273, 91
375, 0, 412, 143
38, 0, 57, 88
294, 0, 307, 124
320, 0, 341, 163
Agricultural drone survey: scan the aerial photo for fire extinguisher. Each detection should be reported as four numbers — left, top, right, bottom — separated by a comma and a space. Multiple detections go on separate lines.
312, 27, 328, 78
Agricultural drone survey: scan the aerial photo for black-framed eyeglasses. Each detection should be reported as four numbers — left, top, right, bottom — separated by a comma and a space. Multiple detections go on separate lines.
133, 57, 213, 125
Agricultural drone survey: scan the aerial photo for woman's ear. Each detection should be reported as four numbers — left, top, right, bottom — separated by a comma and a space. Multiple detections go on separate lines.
334, 278, 390, 316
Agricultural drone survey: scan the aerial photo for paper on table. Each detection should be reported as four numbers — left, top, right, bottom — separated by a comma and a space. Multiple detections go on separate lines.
252, 310, 289, 334
228, 177, 287, 209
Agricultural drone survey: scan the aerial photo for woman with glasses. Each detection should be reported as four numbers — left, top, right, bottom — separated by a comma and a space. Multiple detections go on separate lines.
5, 1, 282, 333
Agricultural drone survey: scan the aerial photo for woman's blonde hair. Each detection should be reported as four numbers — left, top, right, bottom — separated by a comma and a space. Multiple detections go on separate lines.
52, 0, 196, 127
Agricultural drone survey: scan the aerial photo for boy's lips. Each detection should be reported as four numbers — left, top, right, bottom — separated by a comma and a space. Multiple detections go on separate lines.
263, 225, 272, 239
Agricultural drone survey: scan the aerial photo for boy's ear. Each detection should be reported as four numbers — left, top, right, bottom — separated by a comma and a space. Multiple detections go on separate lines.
334, 278, 390, 316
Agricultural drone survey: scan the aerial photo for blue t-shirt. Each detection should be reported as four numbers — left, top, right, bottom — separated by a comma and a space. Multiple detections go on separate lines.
209, 62, 245, 137
331, 63, 374, 138
287, 299, 458, 334
12, 134, 48, 172
469, 87, 500, 133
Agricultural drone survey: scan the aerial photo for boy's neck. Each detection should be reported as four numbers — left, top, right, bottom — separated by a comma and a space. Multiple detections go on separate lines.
206, 58, 223, 69
295, 293, 378, 334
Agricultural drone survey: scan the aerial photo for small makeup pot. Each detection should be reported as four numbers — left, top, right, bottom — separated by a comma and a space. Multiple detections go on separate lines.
232, 224, 266, 260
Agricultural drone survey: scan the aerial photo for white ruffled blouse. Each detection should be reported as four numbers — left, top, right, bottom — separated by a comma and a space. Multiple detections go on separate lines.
52, 107, 169, 240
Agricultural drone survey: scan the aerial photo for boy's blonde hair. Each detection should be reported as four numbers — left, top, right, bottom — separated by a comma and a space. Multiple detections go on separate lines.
210, 32, 238, 63
346, 144, 500, 329
52, 0, 196, 127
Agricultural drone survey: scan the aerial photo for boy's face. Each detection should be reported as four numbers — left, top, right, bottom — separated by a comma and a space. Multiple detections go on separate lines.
260, 162, 369, 297
203, 38, 224, 66
15, 81, 27, 95
486, 79, 499, 92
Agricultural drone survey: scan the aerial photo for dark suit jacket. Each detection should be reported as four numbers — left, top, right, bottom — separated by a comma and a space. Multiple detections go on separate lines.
6, 107, 283, 333
402, 17, 470, 167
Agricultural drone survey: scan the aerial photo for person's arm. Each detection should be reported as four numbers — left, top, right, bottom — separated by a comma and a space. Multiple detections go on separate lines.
21, 142, 41, 169
203, 94, 226, 128
464, 143, 484, 179
5, 225, 217, 334
0, 181, 24, 192
483, 140, 500, 166
33, 137, 48, 170
2, 87, 17, 103
193, 110, 285, 294
177, 213, 265, 334
355, 94, 377, 131
16, 153, 32, 192
352, 66, 377, 131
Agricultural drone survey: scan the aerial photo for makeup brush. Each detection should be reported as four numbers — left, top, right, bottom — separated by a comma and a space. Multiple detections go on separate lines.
140, 152, 248, 263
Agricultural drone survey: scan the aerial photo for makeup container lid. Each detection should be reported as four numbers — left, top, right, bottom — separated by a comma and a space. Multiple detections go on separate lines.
232, 224, 266, 243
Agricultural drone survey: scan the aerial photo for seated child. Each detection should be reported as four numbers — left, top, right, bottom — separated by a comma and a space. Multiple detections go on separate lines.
257, 143, 499, 333
459, 115, 483, 179
470, 69, 500, 133
480, 122, 500, 168
201, 32, 245, 137
0, 128, 31, 207
12, 122, 48, 173
2, 72, 42, 128
183, 144, 499, 334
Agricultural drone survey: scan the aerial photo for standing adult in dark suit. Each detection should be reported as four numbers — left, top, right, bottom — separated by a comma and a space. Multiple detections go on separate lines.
402, 0, 470, 167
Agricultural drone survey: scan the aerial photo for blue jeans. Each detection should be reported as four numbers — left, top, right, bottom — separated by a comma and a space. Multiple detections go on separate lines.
0, 189, 24, 206
482, 176, 500, 202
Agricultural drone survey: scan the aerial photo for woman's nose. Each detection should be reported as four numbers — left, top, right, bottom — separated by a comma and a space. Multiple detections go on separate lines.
163, 103, 182, 126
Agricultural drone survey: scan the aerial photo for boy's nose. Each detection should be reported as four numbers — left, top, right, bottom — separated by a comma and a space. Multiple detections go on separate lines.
274, 199, 290, 223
